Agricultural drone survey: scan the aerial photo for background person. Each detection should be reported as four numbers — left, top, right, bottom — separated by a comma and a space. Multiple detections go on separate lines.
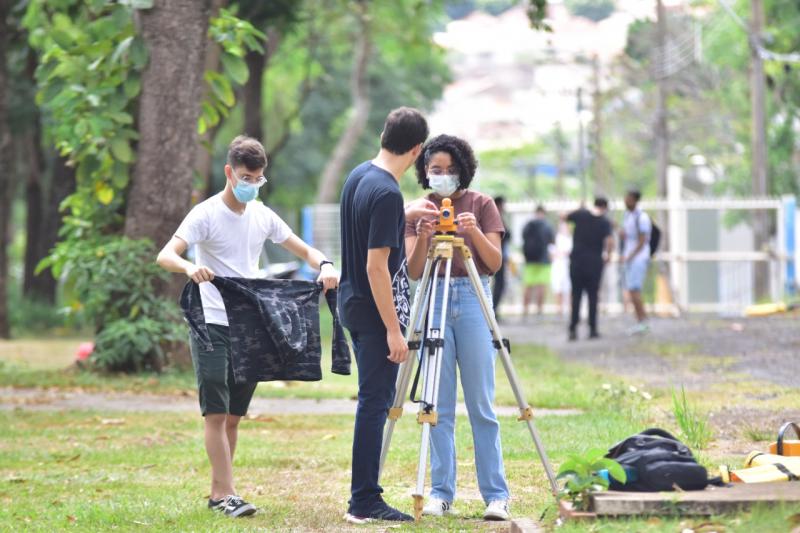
338, 107, 437, 524
550, 217, 573, 317
566, 197, 613, 340
620, 189, 651, 335
491, 195, 511, 321
156, 135, 339, 518
406, 134, 511, 522
521, 205, 554, 318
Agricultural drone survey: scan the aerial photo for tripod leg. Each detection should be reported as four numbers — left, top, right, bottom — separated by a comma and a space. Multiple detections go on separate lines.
462, 252, 560, 498
379, 255, 435, 479
412, 255, 453, 520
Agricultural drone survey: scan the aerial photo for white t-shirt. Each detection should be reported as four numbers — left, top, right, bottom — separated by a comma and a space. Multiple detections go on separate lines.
622, 209, 651, 262
175, 193, 294, 325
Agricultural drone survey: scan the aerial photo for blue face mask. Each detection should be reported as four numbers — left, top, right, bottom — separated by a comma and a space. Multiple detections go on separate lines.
428, 174, 459, 197
231, 171, 267, 203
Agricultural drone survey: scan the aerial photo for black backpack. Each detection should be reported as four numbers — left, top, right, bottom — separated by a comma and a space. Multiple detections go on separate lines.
523, 220, 548, 262
636, 212, 660, 257
605, 428, 714, 492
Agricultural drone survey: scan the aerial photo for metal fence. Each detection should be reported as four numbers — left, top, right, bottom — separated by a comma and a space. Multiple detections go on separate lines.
300, 195, 797, 317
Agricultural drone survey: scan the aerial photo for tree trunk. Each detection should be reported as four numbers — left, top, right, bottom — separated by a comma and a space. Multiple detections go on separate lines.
315, 3, 371, 204
0, 0, 14, 338
35, 155, 76, 301
194, 0, 226, 201
125, 0, 213, 251
243, 49, 265, 142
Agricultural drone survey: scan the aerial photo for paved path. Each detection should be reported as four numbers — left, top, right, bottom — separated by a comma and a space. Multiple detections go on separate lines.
501, 314, 800, 389
0, 387, 580, 417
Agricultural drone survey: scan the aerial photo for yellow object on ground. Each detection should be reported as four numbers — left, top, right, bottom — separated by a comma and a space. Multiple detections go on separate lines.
744, 301, 799, 317
724, 452, 800, 483
769, 422, 800, 456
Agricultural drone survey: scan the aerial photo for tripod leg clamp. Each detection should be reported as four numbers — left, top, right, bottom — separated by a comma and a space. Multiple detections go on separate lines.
413, 494, 424, 521
492, 338, 511, 354
417, 411, 438, 425
388, 407, 403, 420
518, 406, 534, 421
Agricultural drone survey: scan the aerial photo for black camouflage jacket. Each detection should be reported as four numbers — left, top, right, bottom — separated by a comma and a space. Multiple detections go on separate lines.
180, 277, 351, 384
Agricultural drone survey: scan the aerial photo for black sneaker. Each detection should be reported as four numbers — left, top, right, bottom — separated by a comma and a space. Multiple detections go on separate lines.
568, 329, 577, 341
208, 497, 225, 511
222, 495, 257, 517
344, 501, 413, 524
589, 330, 600, 339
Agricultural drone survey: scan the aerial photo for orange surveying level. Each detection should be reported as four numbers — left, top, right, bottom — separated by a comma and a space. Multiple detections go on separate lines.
434, 198, 458, 234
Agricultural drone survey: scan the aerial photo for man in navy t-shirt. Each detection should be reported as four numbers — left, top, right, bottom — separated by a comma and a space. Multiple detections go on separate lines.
339, 107, 437, 523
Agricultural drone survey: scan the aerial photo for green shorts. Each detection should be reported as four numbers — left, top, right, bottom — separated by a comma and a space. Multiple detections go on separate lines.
189, 324, 257, 417
523, 263, 551, 287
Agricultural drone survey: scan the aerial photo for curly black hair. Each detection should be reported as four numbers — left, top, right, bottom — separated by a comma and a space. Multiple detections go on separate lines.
414, 134, 478, 191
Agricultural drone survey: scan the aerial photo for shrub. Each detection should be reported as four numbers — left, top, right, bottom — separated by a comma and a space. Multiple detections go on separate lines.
38, 235, 182, 372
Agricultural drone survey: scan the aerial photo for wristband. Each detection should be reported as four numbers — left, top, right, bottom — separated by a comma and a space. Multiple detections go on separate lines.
319, 260, 334, 269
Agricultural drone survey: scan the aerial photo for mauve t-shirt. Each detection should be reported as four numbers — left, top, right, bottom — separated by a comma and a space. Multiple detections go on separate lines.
404, 190, 505, 277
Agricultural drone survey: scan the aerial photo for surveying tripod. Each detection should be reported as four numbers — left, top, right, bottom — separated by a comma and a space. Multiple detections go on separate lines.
378, 198, 559, 521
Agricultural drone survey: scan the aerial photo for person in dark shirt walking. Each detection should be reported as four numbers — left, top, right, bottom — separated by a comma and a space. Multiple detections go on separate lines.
338, 107, 437, 524
522, 206, 554, 317
491, 196, 511, 321
566, 197, 613, 340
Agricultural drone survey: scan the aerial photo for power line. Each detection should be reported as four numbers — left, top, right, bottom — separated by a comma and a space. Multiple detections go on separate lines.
717, 0, 800, 63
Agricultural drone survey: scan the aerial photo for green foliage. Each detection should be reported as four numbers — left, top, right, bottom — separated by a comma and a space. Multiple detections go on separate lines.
565, 0, 615, 22
37, 236, 182, 372
200, 7, 266, 134
671, 385, 713, 450
23, 0, 148, 237
259, 0, 451, 210
557, 448, 626, 511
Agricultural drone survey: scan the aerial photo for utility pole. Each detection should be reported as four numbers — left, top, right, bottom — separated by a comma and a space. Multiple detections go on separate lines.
577, 87, 587, 203
590, 54, 607, 195
655, 0, 669, 199
554, 123, 565, 197
750, 0, 769, 299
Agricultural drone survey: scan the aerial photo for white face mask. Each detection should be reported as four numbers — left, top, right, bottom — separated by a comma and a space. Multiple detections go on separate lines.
428, 174, 459, 197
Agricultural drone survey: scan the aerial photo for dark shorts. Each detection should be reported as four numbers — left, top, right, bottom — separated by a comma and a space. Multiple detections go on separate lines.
188, 324, 257, 417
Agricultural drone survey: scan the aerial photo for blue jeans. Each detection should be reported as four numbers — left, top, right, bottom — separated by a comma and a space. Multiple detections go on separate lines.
347, 326, 398, 515
428, 276, 509, 504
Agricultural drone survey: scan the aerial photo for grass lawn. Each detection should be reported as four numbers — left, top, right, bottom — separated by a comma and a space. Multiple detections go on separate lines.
1, 335, 798, 531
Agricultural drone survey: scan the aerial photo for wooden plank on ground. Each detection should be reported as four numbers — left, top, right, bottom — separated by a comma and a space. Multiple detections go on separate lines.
510, 517, 544, 533
591, 483, 800, 516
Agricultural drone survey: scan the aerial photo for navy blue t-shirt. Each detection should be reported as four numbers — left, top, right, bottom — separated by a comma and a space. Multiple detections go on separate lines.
338, 161, 409, 332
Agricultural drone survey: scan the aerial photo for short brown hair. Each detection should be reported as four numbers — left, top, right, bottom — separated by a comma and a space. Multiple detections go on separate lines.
381, 107, 428, 155
227, 135, 267, 170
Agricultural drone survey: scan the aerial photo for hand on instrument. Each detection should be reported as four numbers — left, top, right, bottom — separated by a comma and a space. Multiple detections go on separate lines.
456, 212, 479, 236
405, 198, 439, 222
416, 217, 436, 240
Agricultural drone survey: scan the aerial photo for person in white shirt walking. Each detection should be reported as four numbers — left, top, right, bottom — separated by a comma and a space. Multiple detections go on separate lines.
620, 189, 651, 334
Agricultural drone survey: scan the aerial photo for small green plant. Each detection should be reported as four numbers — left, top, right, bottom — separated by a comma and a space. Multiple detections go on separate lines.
743, 424, 773, 443
671, 385, 713, 449
557, 448, 626, 511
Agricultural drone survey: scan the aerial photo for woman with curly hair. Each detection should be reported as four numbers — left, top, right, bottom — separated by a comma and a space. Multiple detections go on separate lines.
405, 134, 511, 521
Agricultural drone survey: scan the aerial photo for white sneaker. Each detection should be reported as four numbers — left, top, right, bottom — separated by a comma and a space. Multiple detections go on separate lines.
422, 497, 455, 517
627, 322, 650, 336
483, 499, 510, 521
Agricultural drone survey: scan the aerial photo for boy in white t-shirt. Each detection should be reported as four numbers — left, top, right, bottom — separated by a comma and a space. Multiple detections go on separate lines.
156, 135, 339, 518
